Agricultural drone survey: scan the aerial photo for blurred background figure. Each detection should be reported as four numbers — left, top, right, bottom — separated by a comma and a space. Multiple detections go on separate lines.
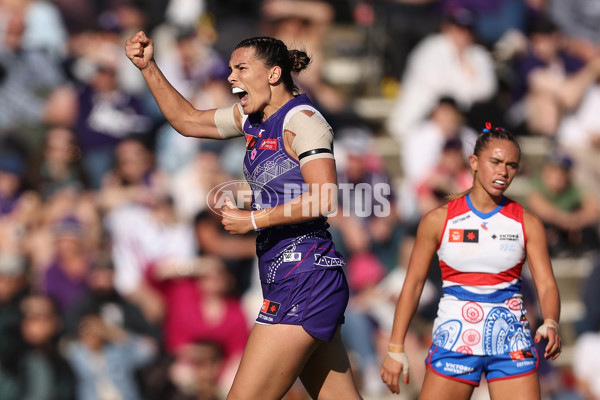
573, 322, 600, 400
154, 340, 225, 400
41, 216, 91, 316
64, 252, 158, 342
525, 150, 600, 258
27, 127, 86, 201
0, 144, 41, 256
147, 255, 249, 392
0, 8, 76, 150
400, 96, 477, 223
105, 191, 197, 326
0, 252, 29, 377
97, 136, 170, 212
260, 0, 347, 128
330, 124, 403, 272
64, 313, 157, 400
414, 137, 473, 218
507, 13, 600, 137
18, 293, 76, 400
386, 5, 497, 142
72, 41, 154, 190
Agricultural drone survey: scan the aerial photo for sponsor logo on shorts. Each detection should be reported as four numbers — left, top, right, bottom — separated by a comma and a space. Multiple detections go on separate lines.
283, 252, 302, 262
509, 349, 534, 361
261, 299, 281, 316
443, 362, 474, 375
258, 314, 274, 322
516, 360, 535, 367
314, 254, 344, 267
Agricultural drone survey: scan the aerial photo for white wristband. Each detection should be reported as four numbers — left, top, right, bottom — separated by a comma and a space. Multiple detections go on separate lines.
387, 351, 409, 374
250, 211, 258, 231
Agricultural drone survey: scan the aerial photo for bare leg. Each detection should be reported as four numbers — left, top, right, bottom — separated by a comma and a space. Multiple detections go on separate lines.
488, 372, 540, 400
299, 327, 363, 400
418, 369, 475, 400
227, 323, 319, 400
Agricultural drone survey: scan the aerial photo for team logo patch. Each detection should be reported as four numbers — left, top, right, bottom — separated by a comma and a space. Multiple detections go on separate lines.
283, 252, 302, 262
449, 229, 479, 243
509, 348, 534, 361
259, 138, 278, 150
261, 299, 281, 316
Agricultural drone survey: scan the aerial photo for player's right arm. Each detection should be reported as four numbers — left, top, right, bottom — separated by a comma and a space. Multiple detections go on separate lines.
380, 204, 445, 394
125, 31, 242, 139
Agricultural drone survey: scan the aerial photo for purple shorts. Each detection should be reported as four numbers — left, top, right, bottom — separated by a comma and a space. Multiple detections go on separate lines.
256, 267, 349, 342
425, 344, 539, 386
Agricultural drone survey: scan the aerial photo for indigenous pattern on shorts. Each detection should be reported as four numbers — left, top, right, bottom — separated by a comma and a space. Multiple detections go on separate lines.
241, 94, 344, 283
432, 194, 533, 356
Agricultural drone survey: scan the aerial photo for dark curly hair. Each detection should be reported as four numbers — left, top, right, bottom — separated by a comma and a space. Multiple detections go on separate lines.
234, 36, 311, 95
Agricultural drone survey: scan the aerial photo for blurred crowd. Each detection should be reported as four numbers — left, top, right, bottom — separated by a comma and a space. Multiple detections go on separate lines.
1, 0, 600, 399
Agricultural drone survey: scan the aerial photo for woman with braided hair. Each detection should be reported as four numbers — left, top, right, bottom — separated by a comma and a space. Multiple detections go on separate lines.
380, 123, 562, 399
125, 32, 362, 399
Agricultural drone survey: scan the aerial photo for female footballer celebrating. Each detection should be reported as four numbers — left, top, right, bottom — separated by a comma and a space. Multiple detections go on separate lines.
125, 32, 362, 400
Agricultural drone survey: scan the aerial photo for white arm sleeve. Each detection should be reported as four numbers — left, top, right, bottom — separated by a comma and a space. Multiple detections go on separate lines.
285, 111, 334, 167
214, 103, 244, 139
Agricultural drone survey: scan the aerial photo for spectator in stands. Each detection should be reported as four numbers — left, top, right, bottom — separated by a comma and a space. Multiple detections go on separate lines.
508, 13, 600, 137
261, 0, 347, 127
147, 255, 249, 391
575, 255, 600, 336
65, 313, 157, 400
154, 340, 225, 400
525, 150, 600, 257
386, 6, 497, 141
0, 252, 29, 374
573, 321, 600, 400
330, 125, 403, 272
17, 293, 76, 400
72, 41, 153, 190
549, 0, 600, 63
97, 136, 170, 212
400, 96, 478, 222
64, 252, 159, 341
42, 216, 91, 315
0, 147, 41, 255
105, 191, 198, 325
555, 78, 600, 202
373, 0, 441, 81
0, 9, 75, 143
414, 138, 473, 217
28, 127, 86, 201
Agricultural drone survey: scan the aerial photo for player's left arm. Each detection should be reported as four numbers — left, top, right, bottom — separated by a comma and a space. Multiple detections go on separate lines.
523, 208, 562, 360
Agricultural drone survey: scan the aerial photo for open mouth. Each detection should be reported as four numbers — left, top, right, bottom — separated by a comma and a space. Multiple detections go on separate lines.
232, 87, 249, 106
493, 179, 506, 186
